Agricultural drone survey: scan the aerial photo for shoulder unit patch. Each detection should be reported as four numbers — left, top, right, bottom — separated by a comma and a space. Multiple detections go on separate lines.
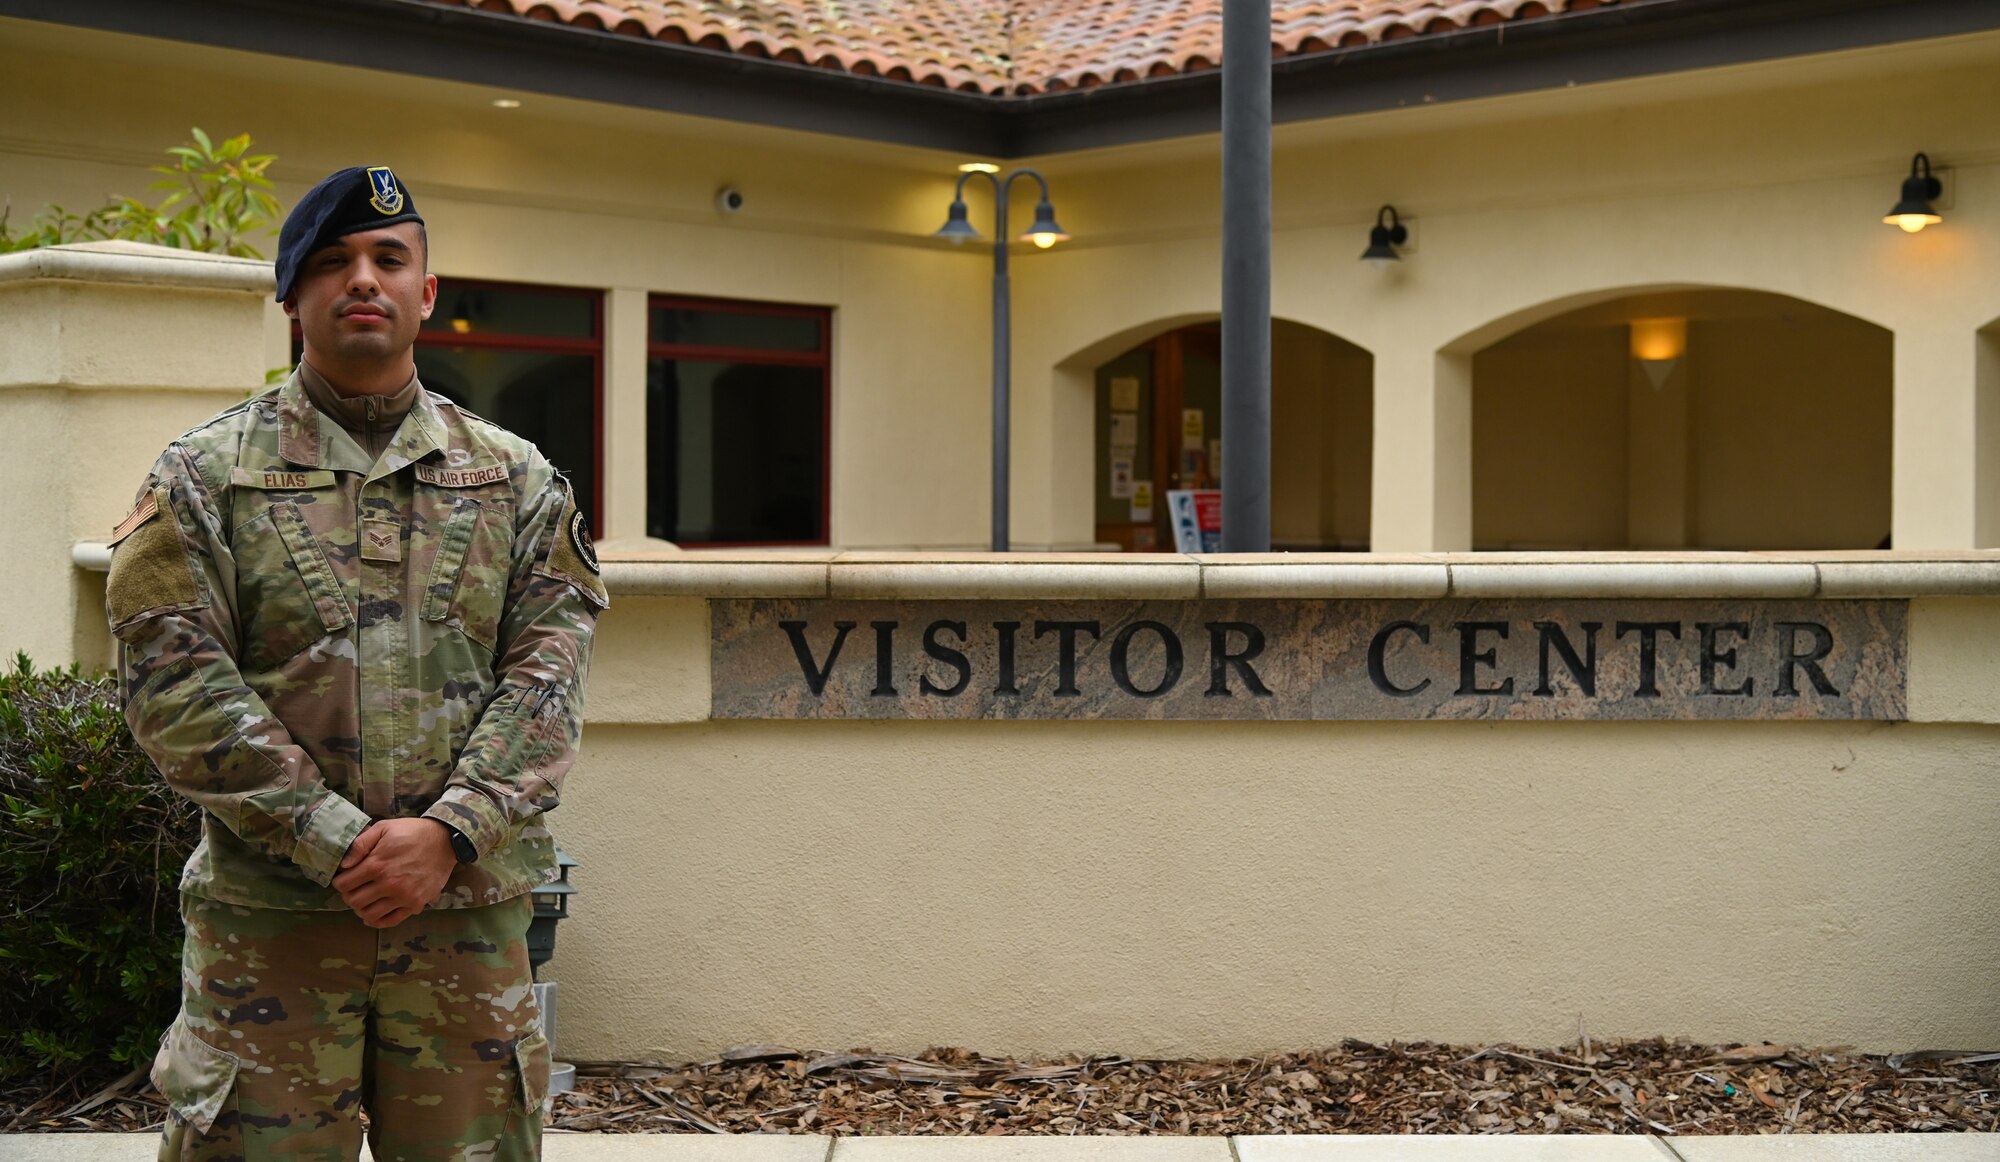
540, 487, 607, 610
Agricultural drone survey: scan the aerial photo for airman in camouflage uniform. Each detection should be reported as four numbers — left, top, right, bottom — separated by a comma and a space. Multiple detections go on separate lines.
107, 166, 604, 1161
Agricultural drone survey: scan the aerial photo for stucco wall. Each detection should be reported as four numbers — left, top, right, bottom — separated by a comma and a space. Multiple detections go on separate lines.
1016, 33, 2000, 550
8, 19, 2000, 551
0, 16, 993, 550
538, 591, 2000, 1061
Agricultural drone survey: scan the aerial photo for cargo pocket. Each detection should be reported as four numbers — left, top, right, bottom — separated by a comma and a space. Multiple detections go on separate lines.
421, 500, 504, 651
151, 1017, 240, 1133
231, 502, 352, 669
512, 1026, 551, 1117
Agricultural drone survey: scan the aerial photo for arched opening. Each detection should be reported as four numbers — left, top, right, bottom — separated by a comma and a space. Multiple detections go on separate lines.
1085, 319, 1371, 551
1469, 289, 1892, 551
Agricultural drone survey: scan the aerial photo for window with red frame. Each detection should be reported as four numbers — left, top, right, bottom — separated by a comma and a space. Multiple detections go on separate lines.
292, 279, 605, 528
647, 296, 831, 546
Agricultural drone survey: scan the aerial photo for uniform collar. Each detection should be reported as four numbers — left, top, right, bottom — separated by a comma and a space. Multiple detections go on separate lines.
278, 366, 449, 477
367, 379, 448, 484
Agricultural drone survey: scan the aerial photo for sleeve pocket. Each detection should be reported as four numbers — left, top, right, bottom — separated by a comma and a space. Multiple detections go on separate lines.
107, 486, 205, 630
151, 1017, 241, 1134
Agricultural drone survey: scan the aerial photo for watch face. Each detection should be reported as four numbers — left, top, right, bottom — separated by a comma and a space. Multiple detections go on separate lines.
451, 830, 479, 863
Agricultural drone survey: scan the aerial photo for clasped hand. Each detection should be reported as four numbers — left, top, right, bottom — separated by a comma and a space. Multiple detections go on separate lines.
333, 818, 457, 928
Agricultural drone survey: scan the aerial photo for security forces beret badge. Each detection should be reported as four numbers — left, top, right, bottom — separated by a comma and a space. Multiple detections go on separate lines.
366, 166, 405, 215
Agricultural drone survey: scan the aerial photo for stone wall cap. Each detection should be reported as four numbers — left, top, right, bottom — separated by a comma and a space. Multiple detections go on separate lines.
830, 557, 1201, 600
0, 241, 275, 294
578, 551, 2000, 601
77, 542, 2000, 599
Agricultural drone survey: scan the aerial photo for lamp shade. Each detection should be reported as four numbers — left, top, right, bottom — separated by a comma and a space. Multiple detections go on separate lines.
1021, 198, 1069, 248
1884, 153, 1943, 233
935, 199, 980, 242
1360, 204, 1407, 267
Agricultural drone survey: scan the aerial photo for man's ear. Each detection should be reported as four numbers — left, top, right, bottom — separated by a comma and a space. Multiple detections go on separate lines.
282, 297, 298, 319
419, 273, 437, 321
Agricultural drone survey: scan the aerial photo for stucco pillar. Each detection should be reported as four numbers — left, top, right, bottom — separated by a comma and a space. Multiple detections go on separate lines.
1979, 324, 2000, 549
1892, 316, 1982, 548
600, 286, 652, 544
1369, 346, 1471, 551
0, 241, 272, 669
1627, 358, 1691, 548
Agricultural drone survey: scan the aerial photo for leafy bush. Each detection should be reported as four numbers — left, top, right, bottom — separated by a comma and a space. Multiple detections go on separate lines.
0, 654, 197, 1086
0, 128, 278, 257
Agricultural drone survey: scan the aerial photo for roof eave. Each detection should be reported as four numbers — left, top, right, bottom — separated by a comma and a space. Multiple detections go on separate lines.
5, 0, 2000, 157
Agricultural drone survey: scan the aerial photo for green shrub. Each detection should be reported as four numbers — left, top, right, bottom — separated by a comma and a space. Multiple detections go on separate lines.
0, 654, 197, 1086
0, 127, 278, 257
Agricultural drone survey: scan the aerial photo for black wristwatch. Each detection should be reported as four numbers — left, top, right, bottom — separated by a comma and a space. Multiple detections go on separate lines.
445, 824, 479, 864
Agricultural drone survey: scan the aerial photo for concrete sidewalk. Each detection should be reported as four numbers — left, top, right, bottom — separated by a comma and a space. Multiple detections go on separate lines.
4, 1133, 1994, 1161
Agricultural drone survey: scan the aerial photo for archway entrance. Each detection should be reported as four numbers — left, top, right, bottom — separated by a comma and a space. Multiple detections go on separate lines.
1471, 290, 1891, 550
1091, 320, 1371, 551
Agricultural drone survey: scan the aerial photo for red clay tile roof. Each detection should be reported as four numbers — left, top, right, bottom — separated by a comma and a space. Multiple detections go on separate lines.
420, 1, 1638, 95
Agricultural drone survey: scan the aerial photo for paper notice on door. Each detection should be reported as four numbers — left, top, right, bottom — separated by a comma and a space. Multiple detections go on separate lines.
1181, 408, 1204, 450
1109, 457, 1134, 498
1109, 376, 1140, 412
1108, 413, 1138, 452
1130, 480, 1153, 522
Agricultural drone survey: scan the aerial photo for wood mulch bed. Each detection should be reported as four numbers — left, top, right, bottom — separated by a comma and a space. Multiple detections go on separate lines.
8, 1040, 1996, 1136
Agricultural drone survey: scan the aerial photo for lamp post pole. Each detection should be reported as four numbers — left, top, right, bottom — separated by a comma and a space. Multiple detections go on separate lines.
1221, 0, 1272, 552
991, 186, 1012, 554
937, 169, 1068, 552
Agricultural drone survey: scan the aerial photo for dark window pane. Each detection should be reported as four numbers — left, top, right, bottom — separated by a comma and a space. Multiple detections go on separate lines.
647, 359, 824, 544
424, 284, 595, 339
650, 307, 820, 353
414, 347, 597, 524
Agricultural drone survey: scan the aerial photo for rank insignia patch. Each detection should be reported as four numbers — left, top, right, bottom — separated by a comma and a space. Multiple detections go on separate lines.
366, 166, 405, 216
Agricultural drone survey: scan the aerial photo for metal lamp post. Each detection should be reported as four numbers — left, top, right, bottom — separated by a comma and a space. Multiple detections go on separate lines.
935, 168, 1069, 552
528, 847, 579, 1096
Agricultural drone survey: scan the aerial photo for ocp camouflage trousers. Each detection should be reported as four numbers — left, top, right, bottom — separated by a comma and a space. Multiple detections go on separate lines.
153, 893, 547, 1162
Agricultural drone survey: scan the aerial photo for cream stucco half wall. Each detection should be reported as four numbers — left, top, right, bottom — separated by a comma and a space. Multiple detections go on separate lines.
532, 557, 2000, 1061
0, 242, 272, 667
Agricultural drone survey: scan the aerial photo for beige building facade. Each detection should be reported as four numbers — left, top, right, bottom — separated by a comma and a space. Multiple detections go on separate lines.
3, 6, 1999, 1060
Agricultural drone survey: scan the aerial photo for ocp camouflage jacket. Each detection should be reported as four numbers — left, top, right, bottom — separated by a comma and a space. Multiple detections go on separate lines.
106, 371, 606, 911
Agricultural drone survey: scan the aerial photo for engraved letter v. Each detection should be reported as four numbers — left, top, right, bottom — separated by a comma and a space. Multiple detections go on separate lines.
780, 620, 857, 696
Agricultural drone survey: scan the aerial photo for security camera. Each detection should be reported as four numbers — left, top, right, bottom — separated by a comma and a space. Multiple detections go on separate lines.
715, 187, 744, 214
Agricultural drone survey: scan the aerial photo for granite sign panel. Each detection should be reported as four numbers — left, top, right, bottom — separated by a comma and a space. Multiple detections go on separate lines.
711, 599, 1907, 721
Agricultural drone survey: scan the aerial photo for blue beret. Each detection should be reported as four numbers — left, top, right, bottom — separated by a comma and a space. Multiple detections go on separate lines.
274, 166, 424, 302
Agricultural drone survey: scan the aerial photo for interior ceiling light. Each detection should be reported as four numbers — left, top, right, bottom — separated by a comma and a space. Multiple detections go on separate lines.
492, 98, 522, 109
1630, 318, 1686, 390
1885, 152, 1942, 233
958, 162, 1001, 174
1360, 205, 1407, 268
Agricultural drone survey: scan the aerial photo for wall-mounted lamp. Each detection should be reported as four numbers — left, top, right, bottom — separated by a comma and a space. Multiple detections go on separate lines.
1630, 317, 1686, 389
1884, 153, 1943, 233
1360, 205, 1407, 269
